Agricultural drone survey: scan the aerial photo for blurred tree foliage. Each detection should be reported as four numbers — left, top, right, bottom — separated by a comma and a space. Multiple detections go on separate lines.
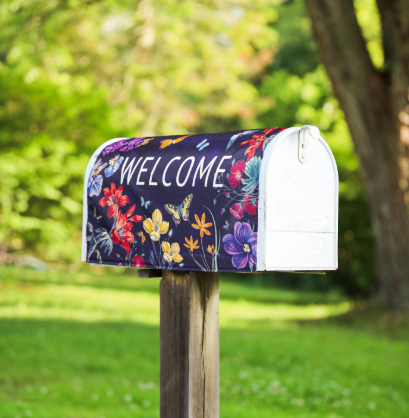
0, 0, 377, 297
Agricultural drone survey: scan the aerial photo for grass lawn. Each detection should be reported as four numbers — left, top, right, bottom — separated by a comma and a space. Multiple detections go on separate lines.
0, 266, 408, 418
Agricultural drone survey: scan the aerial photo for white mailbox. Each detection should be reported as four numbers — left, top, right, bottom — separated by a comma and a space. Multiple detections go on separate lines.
257, 126, 338, 272
82, 125, 338, 273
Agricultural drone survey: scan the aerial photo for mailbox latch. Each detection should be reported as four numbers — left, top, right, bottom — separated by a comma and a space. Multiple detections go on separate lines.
298, 125, 320, 163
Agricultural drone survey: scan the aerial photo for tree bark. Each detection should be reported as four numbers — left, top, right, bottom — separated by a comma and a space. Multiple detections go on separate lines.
303, 0, 409, 310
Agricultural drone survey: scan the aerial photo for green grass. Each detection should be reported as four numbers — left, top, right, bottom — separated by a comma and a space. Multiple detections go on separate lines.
0, 266, 408, 418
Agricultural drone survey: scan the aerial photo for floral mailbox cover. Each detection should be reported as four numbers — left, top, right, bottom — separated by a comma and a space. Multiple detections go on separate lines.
82, 128, 285, 272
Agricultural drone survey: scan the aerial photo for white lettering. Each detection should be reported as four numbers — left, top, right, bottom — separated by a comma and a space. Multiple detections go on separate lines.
149, 157, 161, 186
136, 157, 154, 186
176, 157, 195, 187
192, 156, 217, 187
121, 157, 143, 185
213, 156, 232, 187
163, 156, 181, 187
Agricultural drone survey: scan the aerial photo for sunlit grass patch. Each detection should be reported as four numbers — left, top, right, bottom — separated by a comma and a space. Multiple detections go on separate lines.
0, 266, 408, 418
0, 279, 350, 329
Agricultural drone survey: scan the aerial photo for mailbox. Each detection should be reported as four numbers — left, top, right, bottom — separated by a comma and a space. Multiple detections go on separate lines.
82, 126, 338, 272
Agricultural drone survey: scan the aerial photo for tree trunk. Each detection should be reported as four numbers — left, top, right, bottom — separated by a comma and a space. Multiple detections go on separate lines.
303, 0, 409, 310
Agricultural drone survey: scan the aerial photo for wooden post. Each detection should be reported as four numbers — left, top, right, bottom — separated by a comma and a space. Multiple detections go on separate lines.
160, 270, 219, 418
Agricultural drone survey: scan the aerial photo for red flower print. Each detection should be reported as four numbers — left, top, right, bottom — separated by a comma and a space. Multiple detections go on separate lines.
131, 255, 146, 268
230, 203, 244, 219
111, 211, 134, 254
228, 160, 246, 188
241, 128, 284, 161
243, 195, 257, 215
126, 204, 143, 223
99, 183, 130, 219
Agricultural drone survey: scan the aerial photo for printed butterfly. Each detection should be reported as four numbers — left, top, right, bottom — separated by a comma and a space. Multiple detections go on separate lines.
140, 137, 154, 146
222, 220, 230, 230
160, 135, 189, 149
141, 196, 151, 209
105, 155, 124, 177
226, 130, 259, 151
93, 206, 102, 223
164, 194, 193, 226
196, 139, 209, 151
138, 231, 146, 244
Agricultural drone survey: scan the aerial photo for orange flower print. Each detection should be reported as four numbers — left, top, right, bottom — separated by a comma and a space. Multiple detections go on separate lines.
192, 213, 212, 238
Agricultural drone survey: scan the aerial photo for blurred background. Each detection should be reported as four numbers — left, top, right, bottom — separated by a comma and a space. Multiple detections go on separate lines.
0, 0, 408, 417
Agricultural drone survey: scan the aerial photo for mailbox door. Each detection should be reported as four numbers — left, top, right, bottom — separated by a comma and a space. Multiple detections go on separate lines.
257, 127, 338, 271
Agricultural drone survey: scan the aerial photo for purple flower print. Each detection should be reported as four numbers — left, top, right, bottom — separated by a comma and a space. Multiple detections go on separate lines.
102, 137, 146, 156
223, 221, 257, 269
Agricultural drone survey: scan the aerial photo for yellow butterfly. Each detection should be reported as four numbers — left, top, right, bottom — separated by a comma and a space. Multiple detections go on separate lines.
164, 194, 193, 225
138, 231, 146, 244
160, 135, 190, 149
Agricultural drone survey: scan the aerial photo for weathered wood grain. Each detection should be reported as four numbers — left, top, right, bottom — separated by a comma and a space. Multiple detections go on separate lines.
160, 270, 219, 418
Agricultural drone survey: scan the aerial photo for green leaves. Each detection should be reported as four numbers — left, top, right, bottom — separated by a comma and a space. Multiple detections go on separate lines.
0, 0, 376, 297
242, 156, 261, 194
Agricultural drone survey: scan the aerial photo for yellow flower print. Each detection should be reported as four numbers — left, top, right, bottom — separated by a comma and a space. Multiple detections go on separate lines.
143, 209, 169, 241
207, 245, 215, 254
161, 242, 183, 263
184, 236, 199, 252
192, 213, 213, 238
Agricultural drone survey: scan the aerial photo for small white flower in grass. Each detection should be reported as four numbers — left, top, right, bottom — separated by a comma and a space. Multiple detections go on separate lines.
142, 400, 150, 408
368, 402, 376, 410
124, 394, 132, 402
91, 393, 99, 401
138, 381, 155, 390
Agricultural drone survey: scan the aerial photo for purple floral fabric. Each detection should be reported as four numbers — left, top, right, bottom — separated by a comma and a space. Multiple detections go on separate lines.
84, 127, 285, 272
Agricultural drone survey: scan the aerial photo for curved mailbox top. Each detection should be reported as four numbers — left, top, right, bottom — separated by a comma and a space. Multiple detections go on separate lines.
82, 126, 338, 273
